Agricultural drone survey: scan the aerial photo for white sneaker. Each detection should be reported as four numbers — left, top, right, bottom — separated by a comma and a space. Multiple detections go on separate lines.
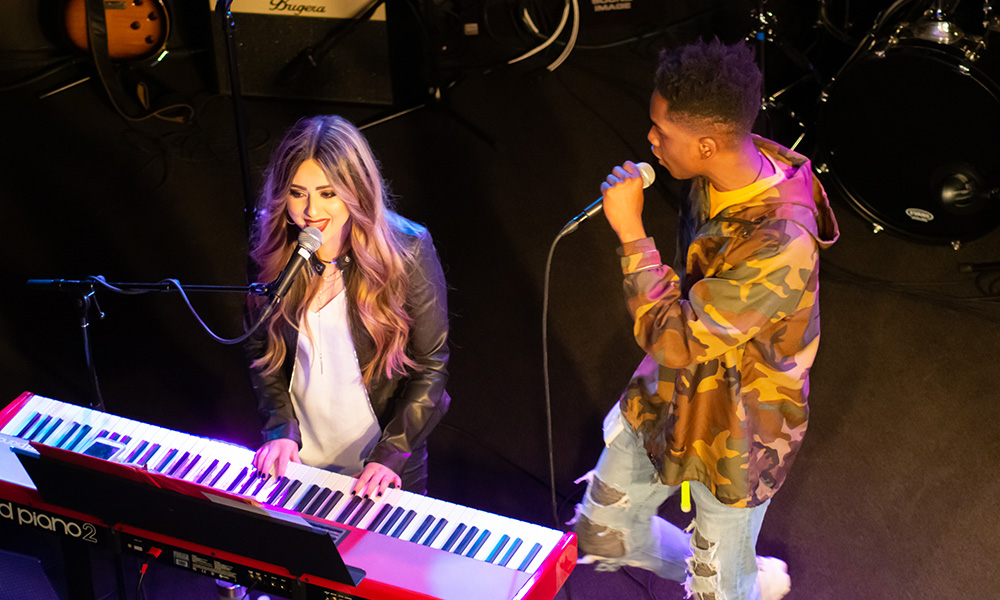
756, 556, 791, 600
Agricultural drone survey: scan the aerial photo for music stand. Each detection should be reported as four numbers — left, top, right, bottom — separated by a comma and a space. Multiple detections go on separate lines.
14, 442, 364, 594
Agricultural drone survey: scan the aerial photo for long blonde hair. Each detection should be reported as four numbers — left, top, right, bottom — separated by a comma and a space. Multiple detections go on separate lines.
248, 115, 416, 386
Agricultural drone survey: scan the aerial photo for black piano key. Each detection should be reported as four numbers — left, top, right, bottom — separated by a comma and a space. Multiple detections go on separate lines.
109, 433, 120, 441
265, 477, 290, 505
279, 480, 303, 508
195, 459, 219, 484
226, 467, 248, 492
453, 526, 479, 555
498, 538, 523, 567
467, 530, 493, 558
390, 510, 417, 538
485, 534, 510, 563
293, 484, 320, 513
54, 422, 81, 449
365, 504, 393, 531
166, 452, 191, 476
36, 418, 64, 444
66, 425, 93, 451
251, 475, 270, 497
316, 491, 345, 520
124, 440, 149, 463
442, 524, 467, 552
178, 455, 202, 479
422, 518, 449, 546
302, 487, 331, 515
121, 435, 132, 445
137, 443, 161, 466
275, 479, 302, 508
409, 515, 436, 543
96, 429, 109, 439
14, 412, 41, 438
517, 543, 543, 572
239, 474, 259, 495
155, 449, 178, 473
348, 498, 375, 527
336, 495, 363, 523
27, 415, 53, 440
378, 507, 406, 535
208, 463, 230, 488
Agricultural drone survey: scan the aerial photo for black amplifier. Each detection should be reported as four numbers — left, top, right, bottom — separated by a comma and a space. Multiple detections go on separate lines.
208, 0, 427, 105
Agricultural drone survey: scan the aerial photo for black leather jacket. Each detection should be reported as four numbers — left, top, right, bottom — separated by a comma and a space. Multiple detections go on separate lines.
245, 216, 450, 474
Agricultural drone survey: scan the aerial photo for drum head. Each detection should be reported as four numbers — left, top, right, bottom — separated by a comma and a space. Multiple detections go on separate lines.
819, 43, 1000, 242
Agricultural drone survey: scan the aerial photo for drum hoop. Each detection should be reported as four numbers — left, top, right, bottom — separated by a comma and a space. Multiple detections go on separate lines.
824, 37, 1000, 105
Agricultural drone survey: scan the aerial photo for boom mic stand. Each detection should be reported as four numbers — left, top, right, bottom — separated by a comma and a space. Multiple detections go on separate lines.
25, 277, 274, 413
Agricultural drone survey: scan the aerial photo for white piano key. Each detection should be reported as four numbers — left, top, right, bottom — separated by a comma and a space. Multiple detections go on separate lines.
279, 468, 332, 511
172, 437, 215, 480
109, 421, 155, 460
4, 396, 55, 436
27, 402, 73, 443
129, 426, 176, 469
353, 486, 406, 530
310, 473, 357, 520
391, 495, 437, 540
427, 503, 480, 550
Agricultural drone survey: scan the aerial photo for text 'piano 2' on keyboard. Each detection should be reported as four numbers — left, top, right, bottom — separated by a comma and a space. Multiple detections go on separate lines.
0, 392, 576, 600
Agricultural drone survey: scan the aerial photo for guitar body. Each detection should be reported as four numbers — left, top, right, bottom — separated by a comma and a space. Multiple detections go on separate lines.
64, 0, 169, 62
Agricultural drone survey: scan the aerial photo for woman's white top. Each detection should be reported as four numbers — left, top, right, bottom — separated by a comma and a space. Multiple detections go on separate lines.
289, 290, 380, 476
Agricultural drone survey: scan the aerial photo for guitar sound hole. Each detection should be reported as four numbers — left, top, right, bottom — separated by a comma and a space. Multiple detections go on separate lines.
145, 35, 154, 44
130, 21, 140, 30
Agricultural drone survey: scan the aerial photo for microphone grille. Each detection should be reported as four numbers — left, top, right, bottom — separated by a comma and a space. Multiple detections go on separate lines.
637, 162, 656, 188
299, 226, 323, 253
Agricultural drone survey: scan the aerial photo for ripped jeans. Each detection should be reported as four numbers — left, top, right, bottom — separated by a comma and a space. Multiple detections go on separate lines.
572, 407, 771, 600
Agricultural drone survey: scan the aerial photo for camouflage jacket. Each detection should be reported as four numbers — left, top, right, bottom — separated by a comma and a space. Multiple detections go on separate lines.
618, 137, 839, 507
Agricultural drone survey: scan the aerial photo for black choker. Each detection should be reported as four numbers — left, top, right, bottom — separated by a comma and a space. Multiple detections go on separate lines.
311, 253, 351, 276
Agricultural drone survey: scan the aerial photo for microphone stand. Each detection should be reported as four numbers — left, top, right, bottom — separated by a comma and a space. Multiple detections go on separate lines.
215, 0, 255, 230
26, 278, 273, 413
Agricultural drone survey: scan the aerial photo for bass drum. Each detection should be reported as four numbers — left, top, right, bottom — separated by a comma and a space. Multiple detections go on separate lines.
818, 38, 1000, 243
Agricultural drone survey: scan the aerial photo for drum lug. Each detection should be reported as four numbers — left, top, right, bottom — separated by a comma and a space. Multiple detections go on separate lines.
872, 223, 884, 234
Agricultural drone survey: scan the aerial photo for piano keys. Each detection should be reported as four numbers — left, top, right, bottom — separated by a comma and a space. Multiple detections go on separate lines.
0, 392, 576, 600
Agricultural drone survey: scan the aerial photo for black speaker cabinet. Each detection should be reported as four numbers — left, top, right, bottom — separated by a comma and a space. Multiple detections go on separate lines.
209, 0, 426, 105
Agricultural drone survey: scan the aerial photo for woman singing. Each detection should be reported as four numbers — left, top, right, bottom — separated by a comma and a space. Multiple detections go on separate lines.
245, 115, 450, 497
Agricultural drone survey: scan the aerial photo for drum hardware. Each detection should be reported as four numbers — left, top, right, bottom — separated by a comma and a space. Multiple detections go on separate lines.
816, 0, 858, 45
746, 0, 819, 150
910, 0, 966, 44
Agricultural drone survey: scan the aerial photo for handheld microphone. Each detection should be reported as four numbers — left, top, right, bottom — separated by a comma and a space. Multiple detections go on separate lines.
560, 162, 656, 235
267, 226, 323, 305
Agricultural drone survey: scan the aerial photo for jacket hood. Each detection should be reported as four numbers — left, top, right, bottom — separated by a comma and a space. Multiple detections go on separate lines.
745, 136, 840, 249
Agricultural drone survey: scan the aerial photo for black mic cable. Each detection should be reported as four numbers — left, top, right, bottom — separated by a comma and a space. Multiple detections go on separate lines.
541, 162, 656, 528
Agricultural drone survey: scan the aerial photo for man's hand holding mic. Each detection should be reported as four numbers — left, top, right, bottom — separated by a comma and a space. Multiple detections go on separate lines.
602, 160, 652, 245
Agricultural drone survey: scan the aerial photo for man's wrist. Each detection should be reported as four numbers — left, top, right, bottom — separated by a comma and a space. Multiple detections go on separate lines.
616, 228, 647, 245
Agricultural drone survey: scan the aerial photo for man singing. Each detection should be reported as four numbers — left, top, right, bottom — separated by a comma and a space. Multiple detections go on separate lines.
573, 38, 839, 600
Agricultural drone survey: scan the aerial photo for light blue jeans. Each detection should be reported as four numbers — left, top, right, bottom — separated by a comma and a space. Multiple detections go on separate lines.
572, 408, 771, 600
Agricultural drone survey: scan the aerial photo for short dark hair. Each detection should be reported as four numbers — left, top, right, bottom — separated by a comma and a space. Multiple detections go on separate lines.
653, 38, 762, 141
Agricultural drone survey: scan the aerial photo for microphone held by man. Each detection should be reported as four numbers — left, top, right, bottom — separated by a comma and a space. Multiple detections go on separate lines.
560, 161, 655, 236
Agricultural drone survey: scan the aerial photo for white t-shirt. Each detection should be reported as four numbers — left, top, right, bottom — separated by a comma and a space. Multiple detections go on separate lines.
290, 291, 380, 476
